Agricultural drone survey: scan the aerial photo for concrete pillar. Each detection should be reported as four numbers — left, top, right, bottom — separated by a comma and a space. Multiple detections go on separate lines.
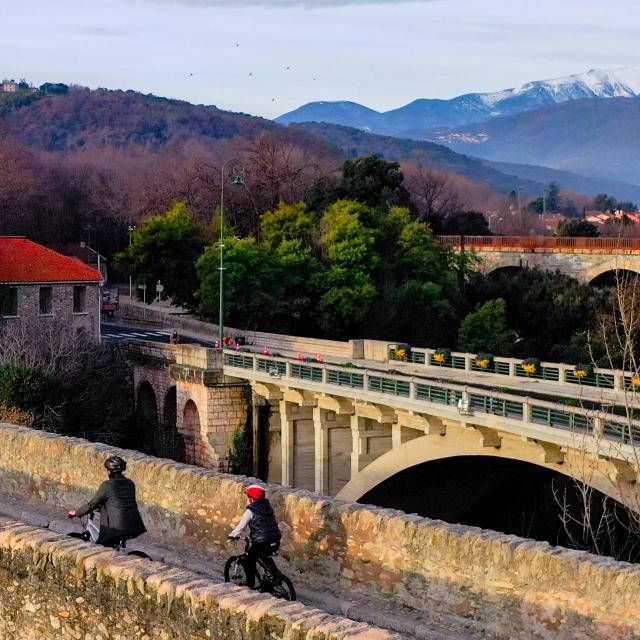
350, 415, 364, 474
313, 406, 329, 495
279, 400, 294, 487
392, 422, 402, 449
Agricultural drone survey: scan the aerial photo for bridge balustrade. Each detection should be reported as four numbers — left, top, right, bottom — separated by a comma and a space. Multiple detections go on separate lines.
223, 350, 640, 450
394, 346, 626, 393
436, 235, 640, 251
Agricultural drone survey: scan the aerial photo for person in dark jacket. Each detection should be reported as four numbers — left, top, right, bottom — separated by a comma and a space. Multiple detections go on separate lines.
68, 456, 146, 547
228, 485, 281, 589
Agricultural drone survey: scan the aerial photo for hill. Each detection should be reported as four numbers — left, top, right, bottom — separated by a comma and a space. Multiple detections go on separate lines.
288, 122, 544, 195
0, 84, 548, 196
428, 97, 640, 186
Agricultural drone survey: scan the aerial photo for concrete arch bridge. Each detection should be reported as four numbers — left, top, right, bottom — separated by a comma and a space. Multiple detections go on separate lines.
128, 340, 640, 520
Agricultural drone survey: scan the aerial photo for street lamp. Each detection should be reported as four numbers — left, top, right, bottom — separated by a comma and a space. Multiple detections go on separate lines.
218, 158, 245, 350
128, 224, 136, 299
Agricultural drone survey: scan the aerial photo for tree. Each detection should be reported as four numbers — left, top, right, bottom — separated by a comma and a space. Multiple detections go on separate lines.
545, 182, 559, 211
593, 193, 617, 213
309, 156, 412, 214
404, 164, 461, 221
318, 200, 380, 336
115, 202, 206, 309
458, 299, 514, 355
196, 237, 283, 331
441, 210, 491, 236
261, 201, 317, 247
556, 218, 599, 237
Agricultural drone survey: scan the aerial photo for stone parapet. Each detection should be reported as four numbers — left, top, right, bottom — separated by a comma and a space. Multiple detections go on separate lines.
0, 520, 395, 640
2, 423, 640, 638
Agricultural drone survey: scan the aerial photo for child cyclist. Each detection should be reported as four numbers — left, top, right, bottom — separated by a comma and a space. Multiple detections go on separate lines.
227, 485, 281, 589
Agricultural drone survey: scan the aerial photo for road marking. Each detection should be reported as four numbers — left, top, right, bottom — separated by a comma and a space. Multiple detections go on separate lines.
103, 334, 121, 338
156, 331, 172, 335
129, 332, 150, 337
145, 332, 166, 337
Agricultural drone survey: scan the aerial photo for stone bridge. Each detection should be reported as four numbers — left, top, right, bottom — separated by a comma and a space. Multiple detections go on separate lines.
129, 340, 640, 515
437, 235, 640, 283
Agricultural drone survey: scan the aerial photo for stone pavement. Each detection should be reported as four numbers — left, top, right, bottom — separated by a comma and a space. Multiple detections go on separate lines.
0, 492, 496, 640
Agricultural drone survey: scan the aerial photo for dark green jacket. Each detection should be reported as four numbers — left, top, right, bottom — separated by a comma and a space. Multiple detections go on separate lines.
76, 476, 146, 545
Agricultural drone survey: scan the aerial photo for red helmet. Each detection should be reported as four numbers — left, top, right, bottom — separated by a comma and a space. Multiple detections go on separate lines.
245, 485, 265, 500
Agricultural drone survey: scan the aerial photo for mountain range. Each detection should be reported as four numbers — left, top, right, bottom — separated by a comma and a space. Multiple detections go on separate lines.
277, 66, 640, 135
277, 66, 640, 190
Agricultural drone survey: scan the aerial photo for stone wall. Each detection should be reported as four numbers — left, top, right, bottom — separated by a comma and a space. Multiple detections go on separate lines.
0, 282, 100, 341
2, 423, 640, 639
0, 521, 393, 640
118, 300, 362, 359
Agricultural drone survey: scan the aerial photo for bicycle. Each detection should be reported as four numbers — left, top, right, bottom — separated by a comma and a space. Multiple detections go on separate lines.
67, 510, 152, 560
224, 537, 296, 601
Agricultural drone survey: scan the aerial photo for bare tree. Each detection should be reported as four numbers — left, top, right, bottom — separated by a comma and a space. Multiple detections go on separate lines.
0, 318, 133, 444
554, 266, 640, 562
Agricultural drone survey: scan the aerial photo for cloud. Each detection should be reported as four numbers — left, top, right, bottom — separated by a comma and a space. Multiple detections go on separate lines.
131, 0, 427, 7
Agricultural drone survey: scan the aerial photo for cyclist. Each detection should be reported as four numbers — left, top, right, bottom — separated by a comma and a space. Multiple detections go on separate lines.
68, 456, 147, 548
227, 485, 281, 589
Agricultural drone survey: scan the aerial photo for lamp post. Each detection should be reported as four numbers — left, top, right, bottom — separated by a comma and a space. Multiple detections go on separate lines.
127, 224, 136, 299
218, 159, 245, 350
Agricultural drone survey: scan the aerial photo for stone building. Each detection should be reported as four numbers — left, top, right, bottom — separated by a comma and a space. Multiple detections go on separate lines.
0, 237, 102, 341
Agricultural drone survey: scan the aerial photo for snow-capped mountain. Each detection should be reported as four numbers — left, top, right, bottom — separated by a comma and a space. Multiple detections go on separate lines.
276, 66, 640, 136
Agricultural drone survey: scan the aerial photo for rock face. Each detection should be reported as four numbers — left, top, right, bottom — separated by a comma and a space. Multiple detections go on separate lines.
2, 422, 640, 639
0, 521, 396, 640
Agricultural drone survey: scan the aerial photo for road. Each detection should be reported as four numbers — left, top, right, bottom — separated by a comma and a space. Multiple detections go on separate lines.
101, 322, 216, 347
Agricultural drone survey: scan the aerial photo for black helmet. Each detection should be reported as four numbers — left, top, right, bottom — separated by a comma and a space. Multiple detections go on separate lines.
104, 456, 126, 473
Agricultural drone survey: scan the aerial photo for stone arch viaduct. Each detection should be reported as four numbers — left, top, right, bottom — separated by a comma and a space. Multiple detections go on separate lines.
129, 340, 640, 514
437, 235, 640, 282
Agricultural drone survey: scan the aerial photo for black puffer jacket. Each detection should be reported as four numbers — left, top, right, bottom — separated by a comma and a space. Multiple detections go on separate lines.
76, 476, 147, 545
248, 498, 281, 543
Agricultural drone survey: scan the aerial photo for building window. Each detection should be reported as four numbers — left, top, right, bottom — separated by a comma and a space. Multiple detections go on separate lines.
73, 286, 86, 313
39, 287, 53, 315
0, 287, 18, 317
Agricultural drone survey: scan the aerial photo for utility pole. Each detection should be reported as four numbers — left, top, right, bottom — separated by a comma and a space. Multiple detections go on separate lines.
128, 224, 136, 299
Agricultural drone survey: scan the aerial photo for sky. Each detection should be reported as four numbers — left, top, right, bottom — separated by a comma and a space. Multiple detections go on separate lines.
2, 0, 639, 119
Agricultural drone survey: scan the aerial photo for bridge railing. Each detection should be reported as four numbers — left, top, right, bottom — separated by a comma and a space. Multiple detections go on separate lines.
436, 235, 640, 250
224, 352, 640, 450
388, 347, 640, 394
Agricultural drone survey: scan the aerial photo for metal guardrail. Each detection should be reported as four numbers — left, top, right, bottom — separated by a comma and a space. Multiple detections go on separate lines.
393, 346, 631, 395
436, 235, 640, 251
223, 351, 640, 449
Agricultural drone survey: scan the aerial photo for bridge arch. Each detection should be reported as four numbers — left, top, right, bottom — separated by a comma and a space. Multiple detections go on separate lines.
181, 399, 201, 465
586, 259, 640, 285
135, 381, 159, 455
336, 431, 623, 507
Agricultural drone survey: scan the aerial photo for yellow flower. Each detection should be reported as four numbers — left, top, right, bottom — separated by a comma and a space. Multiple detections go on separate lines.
632, 377, 640, 388
574, 369, 588, 378
477, 359, 490, 369
434, 353, 445, 363
395, 348, 406, 359
523, 364, 537, 374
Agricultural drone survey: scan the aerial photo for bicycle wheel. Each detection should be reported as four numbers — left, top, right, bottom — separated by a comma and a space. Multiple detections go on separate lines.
224, 556, 248, 586
271, 573, 296, 601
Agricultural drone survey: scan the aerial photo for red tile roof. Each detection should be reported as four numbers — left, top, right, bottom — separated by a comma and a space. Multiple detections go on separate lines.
0, 237, 102, 283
